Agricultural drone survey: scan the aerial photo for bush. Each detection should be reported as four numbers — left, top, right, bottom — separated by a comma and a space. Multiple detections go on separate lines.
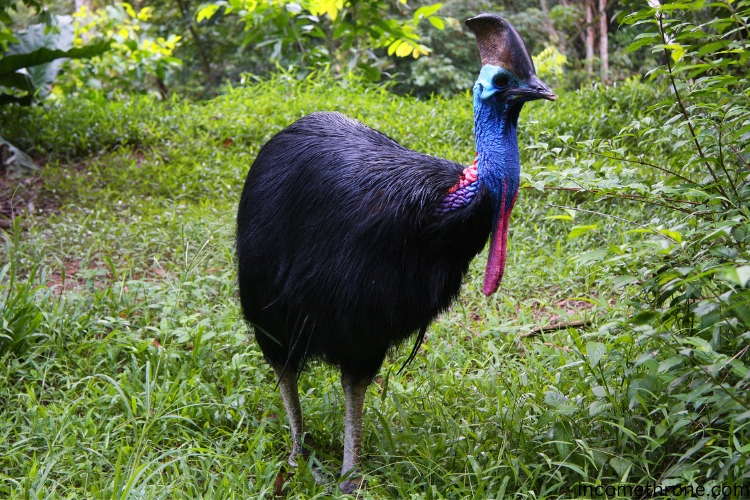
523, 1, 750, 490
55, 3, 182, 100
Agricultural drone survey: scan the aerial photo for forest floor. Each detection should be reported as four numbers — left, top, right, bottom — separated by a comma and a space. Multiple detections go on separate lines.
0, 80, 667, 499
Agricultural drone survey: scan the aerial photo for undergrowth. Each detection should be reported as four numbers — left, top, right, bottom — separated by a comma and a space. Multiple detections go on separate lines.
1, 3, 749, 498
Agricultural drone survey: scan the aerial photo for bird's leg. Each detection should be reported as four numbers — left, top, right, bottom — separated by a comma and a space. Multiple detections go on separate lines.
273, 365, 309, 466
339, 373, 371, 493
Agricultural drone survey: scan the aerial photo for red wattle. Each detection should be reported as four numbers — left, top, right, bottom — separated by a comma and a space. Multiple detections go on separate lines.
482, 187, 517, 296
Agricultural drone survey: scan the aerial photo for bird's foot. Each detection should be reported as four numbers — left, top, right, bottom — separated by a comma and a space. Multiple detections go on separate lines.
287, 435, 328, 485
339, 473, 365, 494
287, 434, 317, 467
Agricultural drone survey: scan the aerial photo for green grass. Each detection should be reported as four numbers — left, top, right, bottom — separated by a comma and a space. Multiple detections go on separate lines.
1, 77, 744, 498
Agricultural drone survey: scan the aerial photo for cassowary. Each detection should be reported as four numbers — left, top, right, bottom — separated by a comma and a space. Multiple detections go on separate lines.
236, 14, 555, 493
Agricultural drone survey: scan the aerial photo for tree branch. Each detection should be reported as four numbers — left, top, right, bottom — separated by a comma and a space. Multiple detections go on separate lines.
521, 320, 593, 338
657, 15, 730, 205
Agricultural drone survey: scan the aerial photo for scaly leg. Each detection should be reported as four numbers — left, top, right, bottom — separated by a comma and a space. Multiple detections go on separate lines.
339, 373, 371, 494
273, 365, 307, 466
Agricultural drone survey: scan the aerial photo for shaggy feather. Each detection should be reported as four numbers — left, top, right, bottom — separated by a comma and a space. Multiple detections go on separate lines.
237, 112, 494, 382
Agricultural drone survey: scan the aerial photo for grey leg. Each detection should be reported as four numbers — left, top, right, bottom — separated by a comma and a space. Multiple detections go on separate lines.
273, 366, 307, 466
339, 374, 371, 493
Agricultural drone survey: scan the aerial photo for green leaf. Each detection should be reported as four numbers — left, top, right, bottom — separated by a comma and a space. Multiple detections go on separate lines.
387, 39, 402, 56
412, 3, 442, 25
722, 265, 750, 287
552, 421, 573, 457
428, 16, 444, 30
591, 386, 608, 398
663, 43, 686, 63
621, 8, 656, 25
0, 30, 18, 45
0, 40, 111, 76
657, 228, 682, 243
683, 336, 712, 352
659, 0, 706, 11
196, 3, 221, 22
568, 224, 598, 239
395, 41, 413, 58
737, 266, 750, 287
610, 457, 632, 478
586, 341, 606, 367
0, 71, 34, 94
626, 34, 660, 54
544, 390, 567, 408
697, 40, 729, 56
657, 356, 683, 373
576, 249, 607, 266
630, 310, 658, 325
333, 21, 352, 40
357, 62, 381, 82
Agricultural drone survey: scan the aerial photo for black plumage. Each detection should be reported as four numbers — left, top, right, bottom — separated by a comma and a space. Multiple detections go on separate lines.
237, 112, 493, 383
235, 14, 555, 493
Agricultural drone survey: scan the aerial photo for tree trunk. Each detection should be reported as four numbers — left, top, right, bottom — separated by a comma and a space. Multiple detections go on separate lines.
585, 0, 594, 74
174, 0, 216, 97
599, 0, 608, 82
540, 0, 565, 52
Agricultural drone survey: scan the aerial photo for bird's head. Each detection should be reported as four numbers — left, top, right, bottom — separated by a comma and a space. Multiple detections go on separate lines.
466, 14, 557, 108
465, 14, 556, 296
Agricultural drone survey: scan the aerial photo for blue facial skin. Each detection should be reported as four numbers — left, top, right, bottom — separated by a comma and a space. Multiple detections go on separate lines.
473, 65, 526, 215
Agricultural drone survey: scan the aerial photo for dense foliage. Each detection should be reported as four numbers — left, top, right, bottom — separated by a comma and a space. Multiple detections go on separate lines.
1, 0, 661, 100
0, 78, 646, 498
1, 0, 749, 498
522, 1, 750, 492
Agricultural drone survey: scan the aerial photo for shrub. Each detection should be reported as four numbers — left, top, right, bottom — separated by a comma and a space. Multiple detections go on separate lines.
524, 1, 750, 489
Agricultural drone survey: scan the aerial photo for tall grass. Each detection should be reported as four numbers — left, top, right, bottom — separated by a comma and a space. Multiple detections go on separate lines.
1, 64, 746, 498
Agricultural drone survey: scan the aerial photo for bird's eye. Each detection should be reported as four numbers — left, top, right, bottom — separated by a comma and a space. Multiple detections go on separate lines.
493, 74, 510, 88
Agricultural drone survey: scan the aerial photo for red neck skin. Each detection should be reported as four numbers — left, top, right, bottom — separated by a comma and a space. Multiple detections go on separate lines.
482, 183, 517, 296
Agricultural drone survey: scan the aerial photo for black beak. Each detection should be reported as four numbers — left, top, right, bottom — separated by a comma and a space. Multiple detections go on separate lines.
512, 75, 557, 101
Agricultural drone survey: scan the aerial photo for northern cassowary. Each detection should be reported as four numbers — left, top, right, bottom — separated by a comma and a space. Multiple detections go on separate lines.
236, 14, 555, 492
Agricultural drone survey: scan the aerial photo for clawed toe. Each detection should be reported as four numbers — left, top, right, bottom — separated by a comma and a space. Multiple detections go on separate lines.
286, 435, 328, 485
287, 434, 318, 467
339, 473, 365, 494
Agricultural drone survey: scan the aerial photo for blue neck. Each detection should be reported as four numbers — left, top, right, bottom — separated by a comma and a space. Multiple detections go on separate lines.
473, 84, 521, 214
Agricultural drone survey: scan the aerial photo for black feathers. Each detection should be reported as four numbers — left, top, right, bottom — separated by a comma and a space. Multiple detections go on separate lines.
236, 112, 493, 382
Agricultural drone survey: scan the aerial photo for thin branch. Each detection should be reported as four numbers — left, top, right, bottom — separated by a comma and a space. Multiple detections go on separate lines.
722, 0, 750, 40
729, 144, 749, 168
543, 342, 574, 352
522, 185, 702, 208
561, 144, 697, 184
544, 203, 681, 243
718, 111, 739, 197
658, 15, 730, 204
174, 0, 217, 97
520, 320, 593, 338
597, 194, 705, 215
288, 16, 307, 63
719, 345, 749, 373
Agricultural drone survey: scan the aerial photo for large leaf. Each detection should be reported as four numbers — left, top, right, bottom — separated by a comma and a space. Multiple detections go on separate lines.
0, 15, 111, 100
0, 71, 34, 93
0, 135, 37, 175
0, 40, 111, 76
2, 14, 74, 96
0, 71, 34, 105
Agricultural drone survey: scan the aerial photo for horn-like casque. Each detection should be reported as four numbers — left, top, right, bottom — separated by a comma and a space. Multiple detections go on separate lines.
465, 14, 537, 80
